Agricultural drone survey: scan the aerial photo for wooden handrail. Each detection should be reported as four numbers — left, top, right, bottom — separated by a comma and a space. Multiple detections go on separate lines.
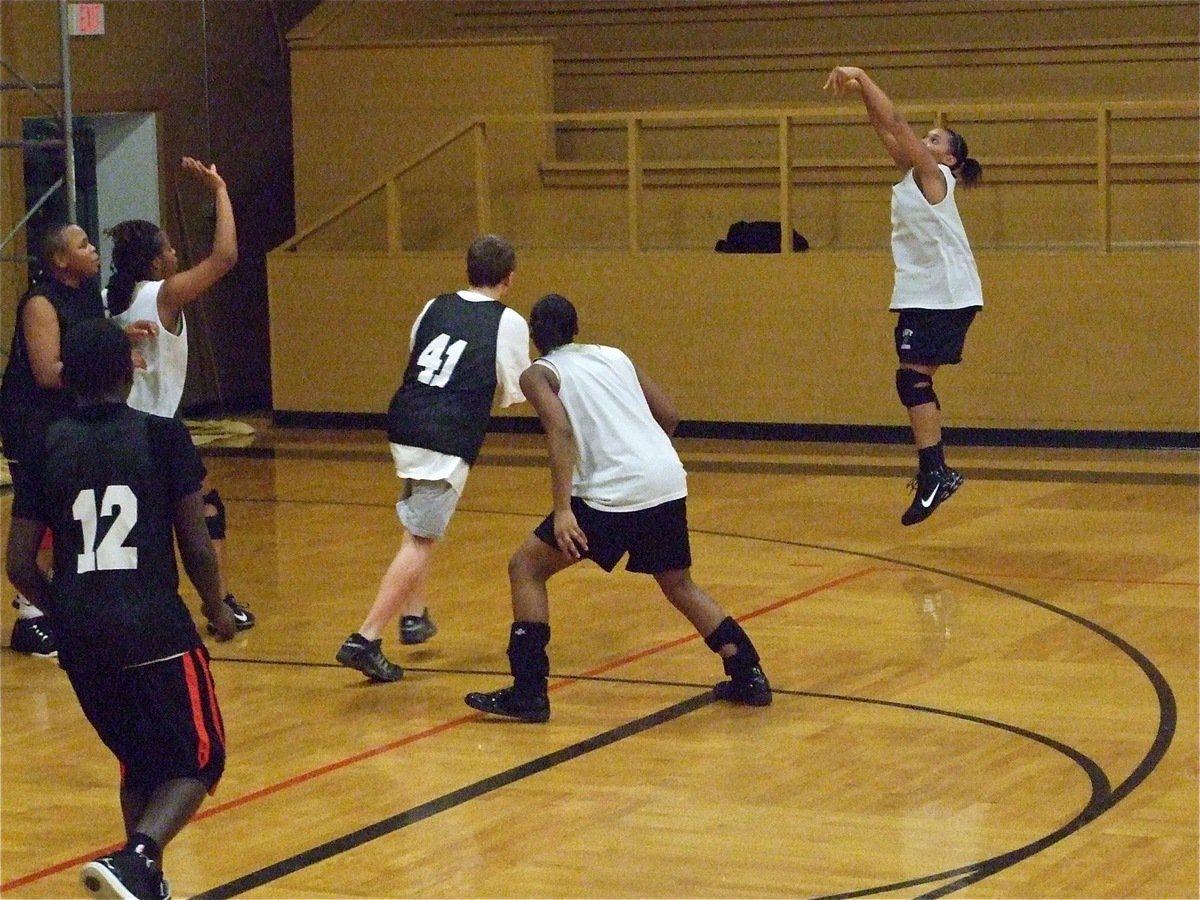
278, 120, 478, 252
281, 99, 1198, 253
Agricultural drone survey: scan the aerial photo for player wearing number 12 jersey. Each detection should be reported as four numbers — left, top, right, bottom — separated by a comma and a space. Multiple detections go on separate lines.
6, 318, 234, 900
336, 234, 530, 682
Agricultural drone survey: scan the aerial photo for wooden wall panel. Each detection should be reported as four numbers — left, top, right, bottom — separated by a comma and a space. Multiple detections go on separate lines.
289, 40, 555, 230
267, 248, 1198, 432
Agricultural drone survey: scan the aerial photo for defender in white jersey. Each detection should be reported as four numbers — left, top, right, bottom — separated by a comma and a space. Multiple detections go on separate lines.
465, 293, 771, 722
825, 66, 984, 526
105, 156, 255, 631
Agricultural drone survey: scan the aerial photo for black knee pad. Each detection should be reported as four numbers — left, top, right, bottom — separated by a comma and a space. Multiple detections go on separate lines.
896, 368, 939, 409
203, 489, 227, 540
704, 616, 761, 673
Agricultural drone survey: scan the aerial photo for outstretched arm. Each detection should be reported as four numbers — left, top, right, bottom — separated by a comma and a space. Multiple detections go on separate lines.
157, 157, 238, 323
824, 66, 947, 203
520, 363, 588, 559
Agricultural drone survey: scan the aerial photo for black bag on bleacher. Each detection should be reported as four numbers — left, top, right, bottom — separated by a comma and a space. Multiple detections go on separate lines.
714, 220, 809, 253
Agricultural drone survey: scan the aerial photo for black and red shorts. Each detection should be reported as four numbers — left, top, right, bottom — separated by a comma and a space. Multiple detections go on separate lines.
66, 645, 226, 793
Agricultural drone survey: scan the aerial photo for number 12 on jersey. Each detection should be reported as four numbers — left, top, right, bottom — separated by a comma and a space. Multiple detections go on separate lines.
73, 485, 138, 573
416, 333, 467, 387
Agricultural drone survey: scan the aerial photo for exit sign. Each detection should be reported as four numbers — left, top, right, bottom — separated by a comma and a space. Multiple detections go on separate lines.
68, 3, 104, 36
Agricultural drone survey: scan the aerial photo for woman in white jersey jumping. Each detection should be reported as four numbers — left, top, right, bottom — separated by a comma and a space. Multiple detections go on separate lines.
105, 157, 255, 630
825, 66, 984, 526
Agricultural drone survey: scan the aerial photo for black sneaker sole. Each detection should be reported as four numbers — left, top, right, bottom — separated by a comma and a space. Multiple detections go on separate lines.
713, 680, 773, 706
464, 692, 550, 723
80, 861, 139, 900
335, 647, 403, 682
8, 645, 58, 658
400, 620, 437, 645
206, 619, 255, 634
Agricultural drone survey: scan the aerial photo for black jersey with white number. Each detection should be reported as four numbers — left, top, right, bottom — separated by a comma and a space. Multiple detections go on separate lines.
387, 293, 506, 465
12, 402, 206, 671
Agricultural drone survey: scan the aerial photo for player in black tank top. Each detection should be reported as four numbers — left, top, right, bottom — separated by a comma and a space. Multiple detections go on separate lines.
337, 235, 531, 682
387, 292, 506, 464
0, 224, 107, 656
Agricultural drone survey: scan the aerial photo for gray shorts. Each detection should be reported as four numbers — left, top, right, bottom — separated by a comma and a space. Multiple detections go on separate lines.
397, 479, 460, 539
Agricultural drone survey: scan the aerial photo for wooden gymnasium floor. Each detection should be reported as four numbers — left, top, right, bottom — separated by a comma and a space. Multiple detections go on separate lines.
1, 423, 1197, 899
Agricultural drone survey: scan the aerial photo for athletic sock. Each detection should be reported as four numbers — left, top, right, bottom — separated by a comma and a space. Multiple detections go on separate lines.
126, 833, 162, 863
918, 443, 943, 475
12, 596, 44, 619
507, 621, 550, 695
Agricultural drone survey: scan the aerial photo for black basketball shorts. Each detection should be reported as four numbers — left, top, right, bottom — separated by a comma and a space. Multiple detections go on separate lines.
893, 306, 981, 366
534, 496, 692, 574
67, 645, 226, 793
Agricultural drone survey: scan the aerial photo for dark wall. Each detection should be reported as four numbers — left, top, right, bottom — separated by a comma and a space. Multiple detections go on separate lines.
0, 0, 320, 415
195, 0, 321, 413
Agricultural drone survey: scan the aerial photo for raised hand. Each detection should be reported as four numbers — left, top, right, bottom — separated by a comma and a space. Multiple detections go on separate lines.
181, 156, 226, 193
823, 66, 865, 96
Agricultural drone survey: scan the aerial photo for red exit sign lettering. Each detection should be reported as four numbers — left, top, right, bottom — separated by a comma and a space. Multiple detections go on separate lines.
69, 3, 105, 36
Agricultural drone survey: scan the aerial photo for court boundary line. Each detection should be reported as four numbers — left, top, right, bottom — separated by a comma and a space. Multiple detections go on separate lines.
0, 569, 875, 893
3, 526, 1181, 896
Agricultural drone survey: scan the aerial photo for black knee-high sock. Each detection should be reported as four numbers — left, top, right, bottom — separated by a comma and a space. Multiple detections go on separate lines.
918, 441, 944, 474
704, 617, 761, 679
126, 832, 162, 863
507, 621, 550, 694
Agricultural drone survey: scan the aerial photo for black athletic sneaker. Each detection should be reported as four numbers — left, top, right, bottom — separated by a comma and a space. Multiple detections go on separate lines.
400, 609, 437, 645
206, 594, 255, 634
9, 612, 57, 657
336, 633, 403, 682
713, 665, 773, 706
464, 686, 551, 723
900, 466, 964, 526
81, 849, 170, 900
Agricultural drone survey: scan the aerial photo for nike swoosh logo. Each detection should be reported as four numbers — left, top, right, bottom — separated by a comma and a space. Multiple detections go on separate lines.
919, 485, 940, 508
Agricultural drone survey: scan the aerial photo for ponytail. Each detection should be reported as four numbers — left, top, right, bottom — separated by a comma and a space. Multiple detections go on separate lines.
945, 129, 982, 188
956, 156, 983, 187
105, 219, 162, 316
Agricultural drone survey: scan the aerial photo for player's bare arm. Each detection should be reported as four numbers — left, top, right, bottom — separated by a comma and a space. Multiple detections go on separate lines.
6, 518, 53, 613
635, 366, 680, 437
520, 364, 588, 558
825, 66, 946, 203
175, 490, 235, 640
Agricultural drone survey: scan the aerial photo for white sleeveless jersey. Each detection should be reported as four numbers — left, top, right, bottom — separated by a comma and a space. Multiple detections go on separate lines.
535, 343, 687, 512
111, 280, 188, 417
889, 164, 984, 310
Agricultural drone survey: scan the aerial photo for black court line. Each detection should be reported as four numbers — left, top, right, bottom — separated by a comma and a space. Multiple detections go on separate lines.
703, 531, 1180, 898
191, 653, 1127, 900
191, 692, 715, 900
199, 444, 1198, 486
193, 497, 1178, 895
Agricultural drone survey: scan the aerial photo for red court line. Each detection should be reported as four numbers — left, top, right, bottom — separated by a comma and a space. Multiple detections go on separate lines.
2, 566, 876, 893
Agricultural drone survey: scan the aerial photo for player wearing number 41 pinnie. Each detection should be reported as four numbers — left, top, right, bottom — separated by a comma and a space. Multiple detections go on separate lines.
335, 234, 531, 682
